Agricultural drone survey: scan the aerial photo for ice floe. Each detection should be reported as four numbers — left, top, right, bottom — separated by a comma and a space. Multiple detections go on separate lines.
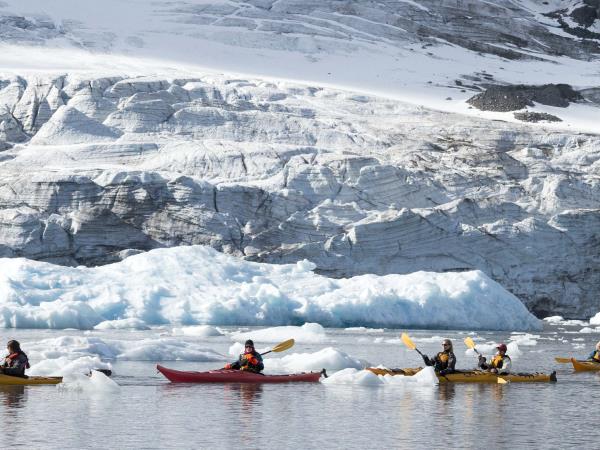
0, 245, 541, 331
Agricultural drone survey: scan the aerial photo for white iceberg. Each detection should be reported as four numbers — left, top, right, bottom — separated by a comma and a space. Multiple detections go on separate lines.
0, 245, 541, 331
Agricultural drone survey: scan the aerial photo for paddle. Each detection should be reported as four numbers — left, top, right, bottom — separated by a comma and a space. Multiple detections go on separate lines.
463, 336, 481, 356
464, 337, 508, 384
260, 338, 295, 356
400, 333, 425, 357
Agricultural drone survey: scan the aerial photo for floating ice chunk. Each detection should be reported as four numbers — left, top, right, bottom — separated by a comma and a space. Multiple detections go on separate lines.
344, 327, 384, 333
509, 333, 539, 346
543, 316, 564, 324
579, 327, 600, 333
59, 371, 120, 393
94, 318, 150, 330
29, 356, 111, 377
412, 335, 448, 343
409, 366, 439, 385
228, 342, 244, 357
114, 339, 226, 361
507, 342, 522, 358
26, 335, 226, 363
589, 312, 600, 326
321, 368, 383, 386
230, 323, 327, 343
172, 325, 224, 337
322, 366, 438, 386
543, 316, 588, 326
265, 347, 368, 373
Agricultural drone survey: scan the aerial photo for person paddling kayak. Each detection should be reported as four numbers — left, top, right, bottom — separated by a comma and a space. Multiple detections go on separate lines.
0, 340, 30, 377
478, 343, 511, 374
422, 339, 456, 375
587, 341, 600, 362
225, 340, 264, 373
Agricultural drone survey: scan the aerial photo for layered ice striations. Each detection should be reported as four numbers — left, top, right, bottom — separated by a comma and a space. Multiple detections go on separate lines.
0, 73, 598, 318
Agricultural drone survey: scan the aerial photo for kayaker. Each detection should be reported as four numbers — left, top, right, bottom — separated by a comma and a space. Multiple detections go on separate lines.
0, 340, 30, 377
478, 343, 511, 374
225, 340, 264, 373
422, 339, 456, 375
586, 341, 600, 362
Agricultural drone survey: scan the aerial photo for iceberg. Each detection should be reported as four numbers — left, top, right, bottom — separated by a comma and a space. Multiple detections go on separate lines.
0, 245, 541, 331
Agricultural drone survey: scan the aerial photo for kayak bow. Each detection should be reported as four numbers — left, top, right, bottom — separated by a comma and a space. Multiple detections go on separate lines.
366, 367, 557, 383
0, 374, 62, 386
570, 358, 600, 372
157, 365, 324, 383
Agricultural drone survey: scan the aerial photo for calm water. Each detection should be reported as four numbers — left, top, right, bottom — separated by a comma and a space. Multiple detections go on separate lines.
1, 324, 598, 449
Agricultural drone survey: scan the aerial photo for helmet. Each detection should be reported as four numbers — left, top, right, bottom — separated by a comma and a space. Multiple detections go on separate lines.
244, 339, 255, 348
496, 343, 508, 352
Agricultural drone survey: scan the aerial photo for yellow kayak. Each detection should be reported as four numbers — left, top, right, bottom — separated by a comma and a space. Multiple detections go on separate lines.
0, 374, 62, 386
570, 358, 600, 372
366, 367, 557, 383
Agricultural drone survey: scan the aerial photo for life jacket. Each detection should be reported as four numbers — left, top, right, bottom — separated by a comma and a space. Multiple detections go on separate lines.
593, 351, 600, 362
491, 354, 510, 369
241, 352, 259, 368
435, 351, 451, 369
5, 352, 30, 369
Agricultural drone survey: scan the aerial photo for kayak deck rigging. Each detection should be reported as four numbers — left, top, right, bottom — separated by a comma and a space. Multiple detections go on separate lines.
366, 367, 557, 383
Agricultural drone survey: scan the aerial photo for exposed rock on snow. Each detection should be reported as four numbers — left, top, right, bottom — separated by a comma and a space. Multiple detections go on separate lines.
467, 84, 582, 112
514, 111, 562, 122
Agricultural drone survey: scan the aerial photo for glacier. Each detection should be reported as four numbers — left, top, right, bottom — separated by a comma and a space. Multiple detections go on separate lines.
0, 0, 598, 319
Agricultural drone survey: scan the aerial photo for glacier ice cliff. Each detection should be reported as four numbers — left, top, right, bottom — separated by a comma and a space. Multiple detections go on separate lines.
0, 73, 598, 318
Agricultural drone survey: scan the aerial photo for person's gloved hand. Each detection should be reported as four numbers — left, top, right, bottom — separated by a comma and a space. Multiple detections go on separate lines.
478, 355, 486, 364
421, 354, 430, 365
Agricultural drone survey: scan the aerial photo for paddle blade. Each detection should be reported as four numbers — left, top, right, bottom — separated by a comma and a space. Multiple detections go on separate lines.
464, 337, 476, 350
497, 377, 509, 384
401, 333, 416, 350
271, 338, 295, 353
554, 357, 571, 364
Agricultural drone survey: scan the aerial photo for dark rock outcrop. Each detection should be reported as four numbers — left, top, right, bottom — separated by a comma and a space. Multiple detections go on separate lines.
467, 84, 582, 112
514, 112, 562, 123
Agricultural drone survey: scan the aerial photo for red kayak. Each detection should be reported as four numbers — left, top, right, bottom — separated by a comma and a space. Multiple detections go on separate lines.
157, 365, 324, 383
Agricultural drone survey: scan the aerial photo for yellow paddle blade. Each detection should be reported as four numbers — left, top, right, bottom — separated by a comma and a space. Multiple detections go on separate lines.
554, 357, 571, 364
401, 333, 416, 350
497, 377, 509, 384
464, 336, 476, 350
271, 338, 295, 353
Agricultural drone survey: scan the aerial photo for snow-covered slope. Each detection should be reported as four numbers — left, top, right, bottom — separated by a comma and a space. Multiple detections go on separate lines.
0, 0, 599, 130
0, 1, 598, 318
0, 245, 541, 331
